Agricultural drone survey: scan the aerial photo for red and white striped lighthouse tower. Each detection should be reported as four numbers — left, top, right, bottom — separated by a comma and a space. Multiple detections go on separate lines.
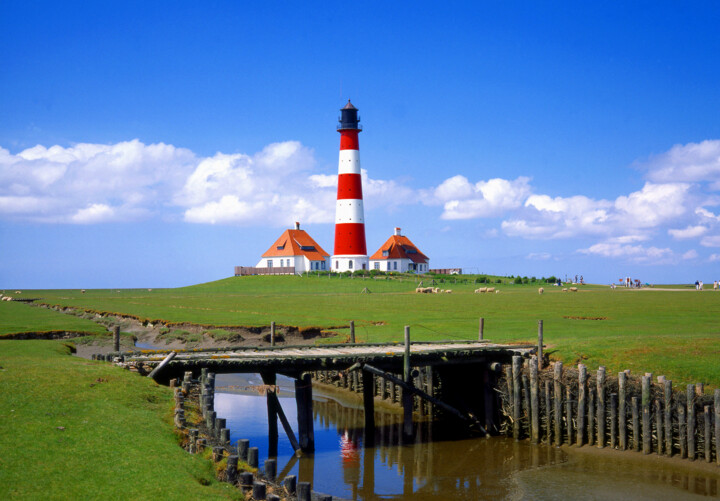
332, 100, 368, 272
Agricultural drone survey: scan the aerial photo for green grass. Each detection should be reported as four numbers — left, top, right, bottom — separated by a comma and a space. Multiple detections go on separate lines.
8, 275, 720, 387
0, 340, 241, 500
0, 299, 108, 337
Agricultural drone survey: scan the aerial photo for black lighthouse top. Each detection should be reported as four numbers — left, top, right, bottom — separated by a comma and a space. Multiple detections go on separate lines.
338, 100, 362, 131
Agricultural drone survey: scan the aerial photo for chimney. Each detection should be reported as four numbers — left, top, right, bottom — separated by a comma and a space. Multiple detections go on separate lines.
295, 222, 300, 230
394, 227, 401, 236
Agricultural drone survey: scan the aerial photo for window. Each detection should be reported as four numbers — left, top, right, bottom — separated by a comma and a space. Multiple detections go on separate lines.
387, 262, 390, 271
382, 250, 389, 257
268, 260, 273, 268
280, 259, 284, 267
374, 262, 379, 270
349, 260, 353, 269
321, 261, 326, 270
393, 261, 397, 270
335, 260, 339, 269
300, 245, 316, 251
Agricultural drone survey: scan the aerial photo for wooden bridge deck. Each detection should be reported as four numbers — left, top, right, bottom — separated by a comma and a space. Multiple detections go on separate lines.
121, 340, 534, 378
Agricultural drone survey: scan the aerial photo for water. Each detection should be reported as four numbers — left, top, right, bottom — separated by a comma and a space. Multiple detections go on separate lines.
215, 374, 720, 500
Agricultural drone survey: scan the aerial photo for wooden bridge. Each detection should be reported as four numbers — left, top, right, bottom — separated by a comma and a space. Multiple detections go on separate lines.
118, 336, 535, 455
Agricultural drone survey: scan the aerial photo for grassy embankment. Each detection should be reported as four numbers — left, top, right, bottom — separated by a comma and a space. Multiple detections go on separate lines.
0, 339, 241, 500
10, 274, 720, 387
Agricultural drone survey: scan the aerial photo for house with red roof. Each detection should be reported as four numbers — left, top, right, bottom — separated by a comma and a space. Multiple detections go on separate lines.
369, 228, 429, 274
253, 222, 330, 274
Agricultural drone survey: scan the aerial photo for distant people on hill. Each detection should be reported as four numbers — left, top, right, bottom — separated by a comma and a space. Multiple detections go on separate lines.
695, 280, 700, 290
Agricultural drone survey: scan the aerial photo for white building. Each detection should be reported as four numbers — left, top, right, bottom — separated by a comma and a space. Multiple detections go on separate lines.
255, 223, 330, 273
369, 228, 429, 274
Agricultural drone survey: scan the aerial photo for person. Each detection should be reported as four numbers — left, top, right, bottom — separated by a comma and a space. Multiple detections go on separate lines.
695, 280, 700, 290
699, 280, 704, 291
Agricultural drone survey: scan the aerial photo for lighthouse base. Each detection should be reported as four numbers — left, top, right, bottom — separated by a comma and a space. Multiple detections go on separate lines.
331, 255, 369, 273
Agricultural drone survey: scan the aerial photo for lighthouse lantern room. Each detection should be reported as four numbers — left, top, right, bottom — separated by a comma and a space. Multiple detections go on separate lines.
332, 100, 369, 272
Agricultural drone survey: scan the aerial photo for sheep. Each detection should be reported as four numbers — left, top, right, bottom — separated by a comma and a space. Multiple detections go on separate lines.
569, 287, 578, 292
445, 289, 452, 293
538, 287, 544, 294
476, 287, 487, 293
494, 289, 500, 293
81, 289, 86, 294
487, 287, 495, 293
562, 288, 568, 292
14, 290, 21, 294
433, 287, 440, 293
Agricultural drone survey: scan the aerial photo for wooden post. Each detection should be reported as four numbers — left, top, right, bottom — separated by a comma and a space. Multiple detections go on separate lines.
577, 364, 586, 446
220, 428, 230, 445
554, 361, 563, 446
226, 455, 238, 484
610, 393, 617, 449
537, 320, 543, 368
283, 475, 297, 496
148, 351, 177, 380
678, 404, 687, 459
478, 317, 484, 341
297, 482, 311, 501
544, 380, 552, 444
350, 320, 355, 343
631, 397, 640, 451
113, 325, 120, 352
522, 374, 531, 439
248, 447, 259, 468
212, 446, 224, 462
239, 472, 253, 490
704, 405, 711, 463
261, 372, 279, 457
687, 384, 696, 460
715, 389, 720, 466
363, 369, 375, 445
566, 385, 573, 445
530, 357, 539, 444
512, 356, 523, 440
665, 380, 673, 456
642, 375, 651, 454
402, 326, 413, 439
655, 400, 663, 456
295, 373, 315, 453
265, 458, 277, 481
597, 367, 606, 448
270, 321, 275, 346
618, 371, 627, 450
237, 439, 249, 462
588, 387, 596, 446
253, 482, 266, 500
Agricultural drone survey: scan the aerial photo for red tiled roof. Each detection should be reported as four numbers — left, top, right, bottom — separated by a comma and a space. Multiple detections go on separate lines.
261, 229, 330, 261
369, 234, 428, 264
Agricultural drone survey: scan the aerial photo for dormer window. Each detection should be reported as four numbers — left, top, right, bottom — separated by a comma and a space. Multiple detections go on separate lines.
382, 250, 389, 257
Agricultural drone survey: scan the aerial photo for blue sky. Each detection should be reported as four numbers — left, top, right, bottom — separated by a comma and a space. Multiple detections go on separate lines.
2, 1, 720, 288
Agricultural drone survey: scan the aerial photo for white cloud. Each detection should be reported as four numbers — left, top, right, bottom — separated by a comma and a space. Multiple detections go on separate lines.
700, 235, 720, 247
709, 254, 720, 262
682, 249, 698, 260
428, 176, 531, 219
668, 225, 708, 239
71, 203, 115, 224
526, 252, 552, 260
614, 182, 690, 228
578, 242, 674, 264
644, 139, 720, 185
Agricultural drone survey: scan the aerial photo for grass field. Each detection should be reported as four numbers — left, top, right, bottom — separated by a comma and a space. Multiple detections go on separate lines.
4, 274, 720, 387
0, 341, 241, 500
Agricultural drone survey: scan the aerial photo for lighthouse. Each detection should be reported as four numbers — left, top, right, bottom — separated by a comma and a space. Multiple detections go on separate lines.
332, 100, 368, 272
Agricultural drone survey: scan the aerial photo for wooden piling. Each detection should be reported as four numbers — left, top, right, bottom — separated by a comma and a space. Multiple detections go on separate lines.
237, 439, 249, 462
270, 321, 275, 346
512, 356, 523, 440
297, 482, 312, 501
610, 393, 617, 449
618, 371, 627, 450
350, 320, 355, 343
253, 481, 266, 500
655, 400, 663, 456
588, 387, 595, 446
226, 455, 238, 484
642, 376, 651, 454
522, 374, 531, 438
715, 389, 720, 466
704, 405, 711, 463
537, 320, 543, 368
687, 384, 695, 460
530, 357, 539, 444
248, 447, 259, 468
295, 373, 315, 453
632, 396, 640, 452
363, 369, 376, 445
220, 428, 230, 445
665, 380, 673, 456
544, 380, 552, 444
553, 361, 563, 446
577, 364, 586, 446
597, 367, 606, 448
678, 404, 687, 459
478, 317, 484, 341
283, 475, 297, 496
402, 326, 413, 439
212, 446, 224, 462
239, 472, 253, 490
566, 385, 573, 445
265, 458, 277, 481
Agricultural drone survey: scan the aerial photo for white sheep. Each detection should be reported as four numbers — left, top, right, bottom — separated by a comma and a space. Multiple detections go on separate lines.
487, 287, 495, 293
538, 287, 544, 294
570, 287, 578, 292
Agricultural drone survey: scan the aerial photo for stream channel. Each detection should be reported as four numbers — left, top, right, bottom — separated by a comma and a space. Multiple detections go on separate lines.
213, 373, 720, 500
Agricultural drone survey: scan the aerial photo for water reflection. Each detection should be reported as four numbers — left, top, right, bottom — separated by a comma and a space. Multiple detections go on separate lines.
215, 374, 720, 500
